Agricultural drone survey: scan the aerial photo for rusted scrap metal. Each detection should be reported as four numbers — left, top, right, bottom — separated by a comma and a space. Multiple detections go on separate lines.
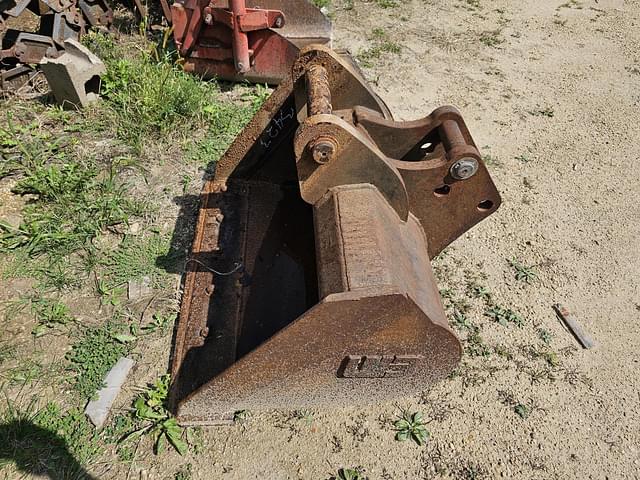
1, 0, 112, 90
170, 45, 501, 425
171, 0, 331, 83
2, 0, 331, 90
553, 303, 595, 349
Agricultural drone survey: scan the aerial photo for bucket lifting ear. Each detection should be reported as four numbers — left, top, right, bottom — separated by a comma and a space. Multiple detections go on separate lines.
169, 46, 501, 425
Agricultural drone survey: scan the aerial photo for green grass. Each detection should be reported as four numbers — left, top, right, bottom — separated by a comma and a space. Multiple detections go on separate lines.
99, 233, 173, 292
141, 312, 175, 336
66, 322, 133, 399
0, 28, 275, 474
0, 400, 101, 478
0, 342, 16, 366
1, 161, 134, 255
30, 297, 75, 337
0, 151, 144, 292
188, 87, 268, 166
83, 33, 214, 151
4, 359, 44, 385
83, 32, 268, 160
357, 29, 401, 68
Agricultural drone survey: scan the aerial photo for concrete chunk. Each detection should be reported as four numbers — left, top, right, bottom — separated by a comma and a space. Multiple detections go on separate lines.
41, 39, 105, 109
128, 275, 153, 300
85, 357, 135, 428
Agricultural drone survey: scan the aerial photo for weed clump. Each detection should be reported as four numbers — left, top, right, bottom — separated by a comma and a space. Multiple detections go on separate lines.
66, 323, 132, 399
394, 409, 429, 445
83, 31, 268, 159
120, 375, 189, 455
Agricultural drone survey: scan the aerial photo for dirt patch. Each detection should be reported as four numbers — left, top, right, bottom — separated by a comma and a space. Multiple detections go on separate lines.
2, 0, 640, 478
179, 0, 640, 478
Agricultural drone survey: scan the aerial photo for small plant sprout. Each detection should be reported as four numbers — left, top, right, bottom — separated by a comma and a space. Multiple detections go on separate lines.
452, 311, 474, 330
485, 305, 524, 327
537, 328, 553, 345
469, 284, 492, 301
30, 297, 74, 337
293, 409, 314, 425
124, 375, 188, 455
509, 258, 538, 283
335, 468, 366, 480
528, 106, 555, 117
141, 312, 175, 335
394, 410, 429, 446
233, 409, 250, 423
514, 403, 530, 419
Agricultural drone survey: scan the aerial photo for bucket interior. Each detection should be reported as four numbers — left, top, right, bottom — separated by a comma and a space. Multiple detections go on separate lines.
174, 122, 319, 402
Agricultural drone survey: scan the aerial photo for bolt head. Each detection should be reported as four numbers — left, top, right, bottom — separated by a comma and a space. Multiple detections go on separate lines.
312, 139, 337, 164
450, 157, 479, 180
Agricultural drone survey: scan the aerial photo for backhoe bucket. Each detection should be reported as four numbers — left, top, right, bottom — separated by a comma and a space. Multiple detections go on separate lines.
170, 46, 501, 425
171, 0, 331, 83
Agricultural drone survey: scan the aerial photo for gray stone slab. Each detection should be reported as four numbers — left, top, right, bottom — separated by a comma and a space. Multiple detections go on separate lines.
85, 357, 135, 428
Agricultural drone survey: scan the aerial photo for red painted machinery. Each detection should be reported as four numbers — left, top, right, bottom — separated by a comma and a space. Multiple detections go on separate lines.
171, 0, 331, 83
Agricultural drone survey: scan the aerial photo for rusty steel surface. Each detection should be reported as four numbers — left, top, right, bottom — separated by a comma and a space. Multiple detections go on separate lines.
0, 0, 112, 90
170, 46, 501, 425
353, 105, 501, 258
172, 0, 331, 84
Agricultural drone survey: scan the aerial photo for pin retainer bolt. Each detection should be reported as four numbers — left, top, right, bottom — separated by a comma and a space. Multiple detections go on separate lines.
311, 137, 338, 164
450, 157, 479, 180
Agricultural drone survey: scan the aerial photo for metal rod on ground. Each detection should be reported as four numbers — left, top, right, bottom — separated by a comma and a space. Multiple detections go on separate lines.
553, 303, 595, 349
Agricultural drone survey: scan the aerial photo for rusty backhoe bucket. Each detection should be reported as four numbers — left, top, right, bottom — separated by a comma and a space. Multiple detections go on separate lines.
171, 0, 331, 83
170, 45, 501, 425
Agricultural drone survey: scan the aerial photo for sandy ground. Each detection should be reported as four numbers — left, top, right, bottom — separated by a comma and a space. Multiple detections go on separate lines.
177, 0, 640, 479
3, 0, 640, 479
